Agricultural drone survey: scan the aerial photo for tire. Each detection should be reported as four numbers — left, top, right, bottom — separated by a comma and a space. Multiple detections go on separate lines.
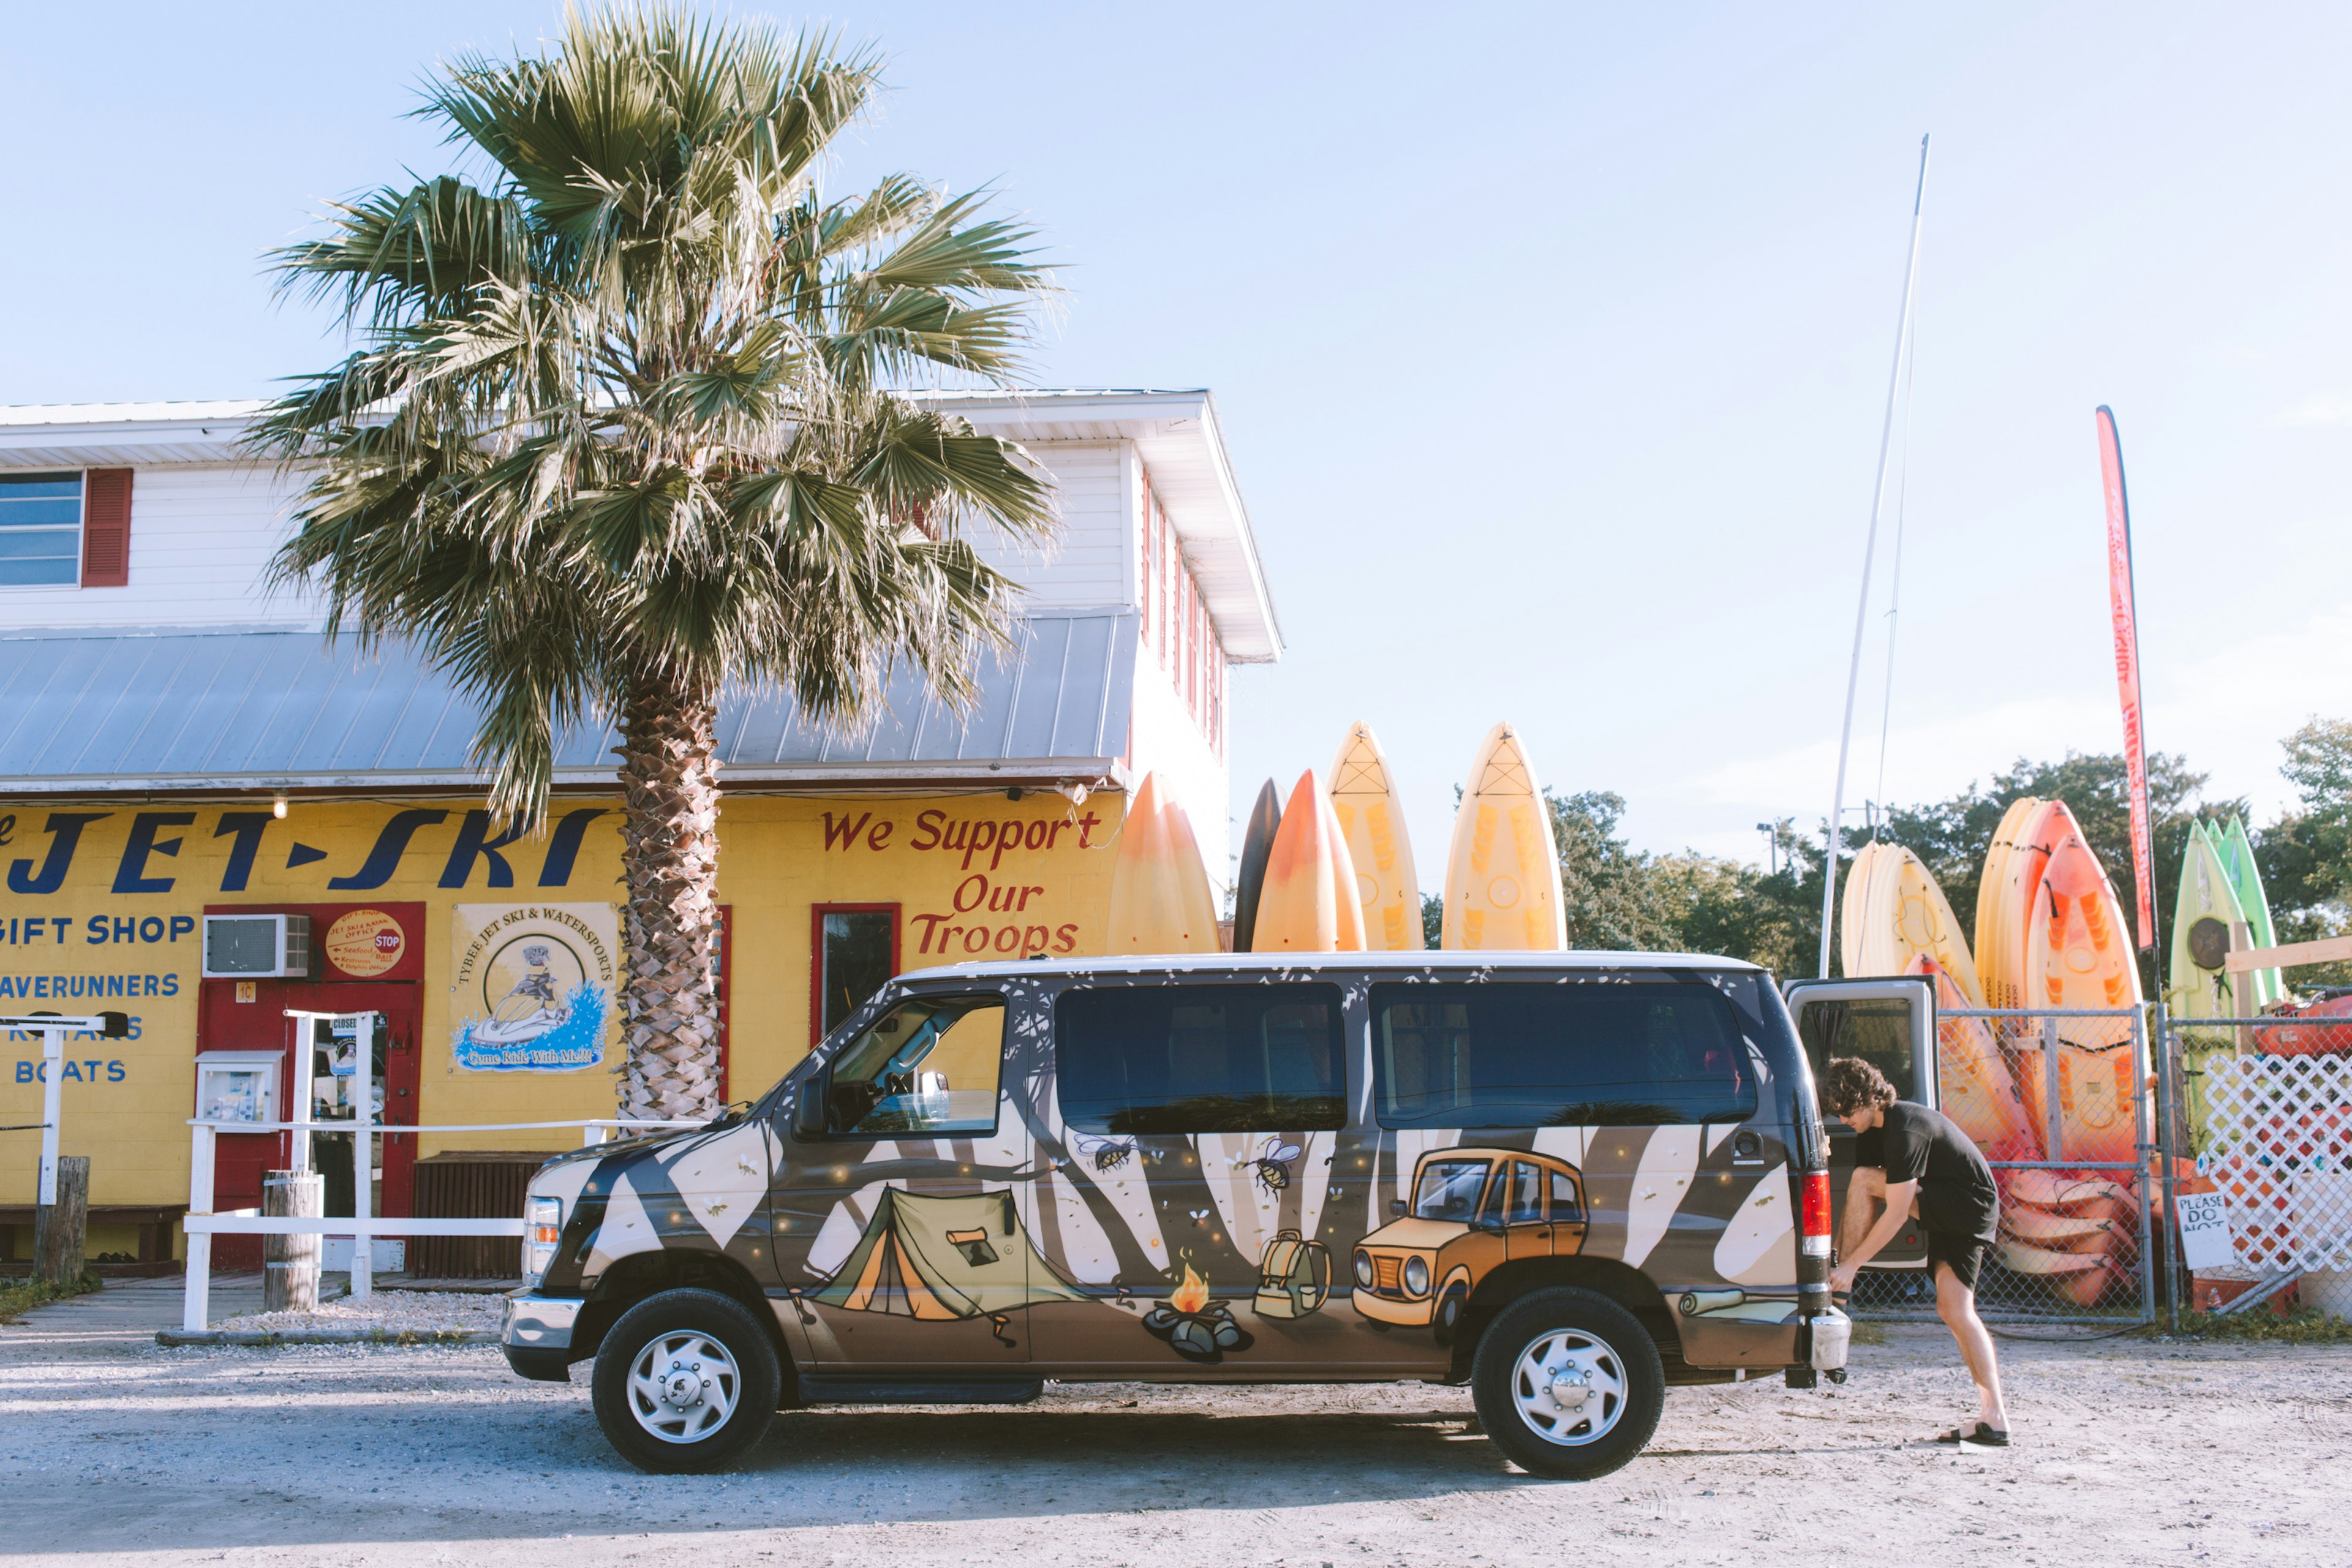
1470, 1287, 1664, 1480
591, 1288, 782, 1474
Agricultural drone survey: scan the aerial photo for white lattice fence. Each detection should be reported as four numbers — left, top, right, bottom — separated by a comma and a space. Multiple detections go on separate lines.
2201, 1052, 2352, 1275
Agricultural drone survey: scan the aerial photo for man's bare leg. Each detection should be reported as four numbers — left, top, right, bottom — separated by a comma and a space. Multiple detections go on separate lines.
1933, 1261, 2008, 1433
1838, 1166, 1887, 1280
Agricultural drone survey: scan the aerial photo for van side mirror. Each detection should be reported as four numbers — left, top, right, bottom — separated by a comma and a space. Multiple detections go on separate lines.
791, 1077, 828, 1140
1389, 1198, 1407, 1218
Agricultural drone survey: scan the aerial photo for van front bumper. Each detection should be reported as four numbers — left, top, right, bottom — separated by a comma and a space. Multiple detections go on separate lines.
502, 1290, 584, 1382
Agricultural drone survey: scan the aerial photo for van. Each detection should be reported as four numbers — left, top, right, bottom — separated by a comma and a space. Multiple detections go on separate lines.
502, 952, 1849, 1479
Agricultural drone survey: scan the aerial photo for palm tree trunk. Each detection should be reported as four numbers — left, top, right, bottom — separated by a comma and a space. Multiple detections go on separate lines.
615, 670, 725, 1122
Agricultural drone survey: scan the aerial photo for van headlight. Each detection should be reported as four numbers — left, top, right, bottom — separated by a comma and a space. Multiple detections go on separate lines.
524, 1196, 562, 1285
1354, 1250, 1374, 1288
1403, 1255, 1431, 1297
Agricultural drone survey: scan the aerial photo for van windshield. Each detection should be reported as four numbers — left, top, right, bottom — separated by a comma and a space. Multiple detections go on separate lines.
1412, 1158, 1493, 1221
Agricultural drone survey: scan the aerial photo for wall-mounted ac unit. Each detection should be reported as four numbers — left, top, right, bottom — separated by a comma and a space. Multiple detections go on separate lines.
201, 913, 311, 979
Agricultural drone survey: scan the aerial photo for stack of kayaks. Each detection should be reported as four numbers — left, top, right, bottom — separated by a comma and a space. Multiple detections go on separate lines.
1988, 800, 2146, 1307
1231, 769, 1366, 954
1231, 719, 1568, 954
1842, 841, 1985, 1005
1102, 771, 1221, 954
1841, 799, 2147, 1308
2171, 815, 2282, 1018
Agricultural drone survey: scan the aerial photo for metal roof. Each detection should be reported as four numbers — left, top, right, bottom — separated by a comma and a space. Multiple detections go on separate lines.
0, 612, 1135, 794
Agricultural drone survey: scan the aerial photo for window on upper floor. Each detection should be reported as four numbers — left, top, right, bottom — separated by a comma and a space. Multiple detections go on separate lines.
0, 472, 84, 587
0, 468, 132, 589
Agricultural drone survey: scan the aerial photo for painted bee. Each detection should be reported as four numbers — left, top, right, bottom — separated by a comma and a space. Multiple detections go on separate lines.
1072, 1132, 1139, 1173
1248, 1137, 1303, 1195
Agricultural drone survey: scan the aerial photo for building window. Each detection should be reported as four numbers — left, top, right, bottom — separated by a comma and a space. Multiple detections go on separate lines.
811, 903, 899, 1046
0, 471, 83, 587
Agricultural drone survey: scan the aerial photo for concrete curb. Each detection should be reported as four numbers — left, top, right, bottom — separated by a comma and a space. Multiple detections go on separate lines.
156, 1328, 502, 1347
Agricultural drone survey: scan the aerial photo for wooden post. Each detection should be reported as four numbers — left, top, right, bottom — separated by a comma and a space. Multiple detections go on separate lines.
263, 1169, 323, 1313
33, 1155, 89, 1286
184, 1124, 215, 1333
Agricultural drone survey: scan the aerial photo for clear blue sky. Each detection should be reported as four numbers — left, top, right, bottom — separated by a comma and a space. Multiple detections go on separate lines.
7, 3, 2350, 870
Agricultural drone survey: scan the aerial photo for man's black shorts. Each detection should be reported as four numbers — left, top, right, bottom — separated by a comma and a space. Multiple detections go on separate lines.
1926, 1230, 1989, 1292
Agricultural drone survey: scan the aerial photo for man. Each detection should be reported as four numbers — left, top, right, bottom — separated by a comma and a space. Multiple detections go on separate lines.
1821, 1056, 2010, 1446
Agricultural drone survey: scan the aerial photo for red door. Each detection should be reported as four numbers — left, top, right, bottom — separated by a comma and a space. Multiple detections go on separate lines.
197, 979, 421, 1269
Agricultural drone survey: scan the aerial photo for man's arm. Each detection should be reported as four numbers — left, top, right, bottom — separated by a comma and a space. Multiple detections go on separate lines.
1830, 1177, 1918, 1293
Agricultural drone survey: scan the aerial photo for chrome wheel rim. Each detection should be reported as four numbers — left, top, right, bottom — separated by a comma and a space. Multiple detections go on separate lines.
625, 1330, 742, 1444
1509, 1325, 1628, 1447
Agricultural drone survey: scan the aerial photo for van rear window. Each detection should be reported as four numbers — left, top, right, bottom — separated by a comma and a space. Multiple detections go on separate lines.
1054, 983, 1346, 1134
1370, 981, 1755, 1128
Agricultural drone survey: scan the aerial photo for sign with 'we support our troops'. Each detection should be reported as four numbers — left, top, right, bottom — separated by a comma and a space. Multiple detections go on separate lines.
450, 903, 620, 1072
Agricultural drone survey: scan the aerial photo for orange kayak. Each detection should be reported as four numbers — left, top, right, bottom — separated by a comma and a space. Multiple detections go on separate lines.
1253, 771, 1366, 953
1907, 954, 2034, 1159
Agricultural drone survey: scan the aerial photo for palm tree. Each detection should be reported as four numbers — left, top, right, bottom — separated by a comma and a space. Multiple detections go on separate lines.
253, 7, 1058, 1121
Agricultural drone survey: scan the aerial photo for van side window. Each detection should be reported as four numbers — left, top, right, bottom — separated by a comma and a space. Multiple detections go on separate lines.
823, 995, 1005, 1136
1370, 980, 1755, 1128
1054, 983, 1346, 1134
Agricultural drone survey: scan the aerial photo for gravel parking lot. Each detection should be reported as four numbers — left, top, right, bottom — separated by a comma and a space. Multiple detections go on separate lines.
2, 1278, 2345, 1567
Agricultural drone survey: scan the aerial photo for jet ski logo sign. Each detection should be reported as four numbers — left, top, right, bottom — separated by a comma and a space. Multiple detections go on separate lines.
450, 903, 619, 1072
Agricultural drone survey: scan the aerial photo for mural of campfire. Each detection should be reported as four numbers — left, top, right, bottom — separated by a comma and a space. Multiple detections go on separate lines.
1141, 1265, 1254, 1363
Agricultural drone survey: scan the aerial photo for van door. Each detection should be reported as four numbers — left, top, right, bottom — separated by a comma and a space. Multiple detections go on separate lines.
1038, 979, 1361, 1374
1782, 977, 1936, 1272
774, 989, 1036, 1370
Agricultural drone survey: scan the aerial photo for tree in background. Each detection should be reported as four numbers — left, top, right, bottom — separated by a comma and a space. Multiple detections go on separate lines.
257, 10, 1057, 1119
2260, 718, 2352, 987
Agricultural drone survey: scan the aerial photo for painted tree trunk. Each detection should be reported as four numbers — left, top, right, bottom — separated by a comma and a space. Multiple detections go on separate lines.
616, 673, 725, 1123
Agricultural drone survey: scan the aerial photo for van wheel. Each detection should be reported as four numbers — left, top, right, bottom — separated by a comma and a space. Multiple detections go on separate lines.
591, 1288, 781, 1474
1470, 1287, 1663, 1479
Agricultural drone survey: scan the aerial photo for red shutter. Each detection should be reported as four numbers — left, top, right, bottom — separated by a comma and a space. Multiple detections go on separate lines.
80, 468, 133, 587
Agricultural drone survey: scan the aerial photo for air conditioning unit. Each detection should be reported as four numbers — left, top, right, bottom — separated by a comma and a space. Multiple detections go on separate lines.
202, 913, 312, 979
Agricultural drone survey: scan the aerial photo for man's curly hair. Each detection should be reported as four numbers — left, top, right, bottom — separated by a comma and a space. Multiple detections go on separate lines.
1820, 1056, 1897, 1118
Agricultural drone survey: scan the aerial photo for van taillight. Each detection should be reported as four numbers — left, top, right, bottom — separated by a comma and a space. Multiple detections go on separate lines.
1800, 1169, 1833, 1257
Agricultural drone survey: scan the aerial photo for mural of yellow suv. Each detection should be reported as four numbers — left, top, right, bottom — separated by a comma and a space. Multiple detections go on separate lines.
1352, 1147, 1589, 1343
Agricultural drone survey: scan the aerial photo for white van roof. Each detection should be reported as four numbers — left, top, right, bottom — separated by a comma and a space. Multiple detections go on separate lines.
903, 949, 1765, 981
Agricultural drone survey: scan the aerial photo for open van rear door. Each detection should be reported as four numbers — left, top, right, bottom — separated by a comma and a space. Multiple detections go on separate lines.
1782, 978, 1937, 1273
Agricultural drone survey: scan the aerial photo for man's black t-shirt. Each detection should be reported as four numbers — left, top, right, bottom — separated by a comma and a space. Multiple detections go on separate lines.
1853, 1101, 1999, 1241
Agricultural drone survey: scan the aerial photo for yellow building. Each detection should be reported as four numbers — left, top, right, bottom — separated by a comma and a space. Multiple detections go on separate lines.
0, 391, 1279, 1267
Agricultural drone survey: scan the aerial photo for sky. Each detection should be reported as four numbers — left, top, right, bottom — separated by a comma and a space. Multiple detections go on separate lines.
6, 3, 2351, 870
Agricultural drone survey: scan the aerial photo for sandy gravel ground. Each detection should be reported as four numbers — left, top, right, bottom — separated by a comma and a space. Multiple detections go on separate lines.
216, 1289, 506, 1336
2, 1278, 2345, 1567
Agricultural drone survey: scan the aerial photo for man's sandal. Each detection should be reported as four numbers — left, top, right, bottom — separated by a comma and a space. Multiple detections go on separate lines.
1935, 1422, 2010, 1447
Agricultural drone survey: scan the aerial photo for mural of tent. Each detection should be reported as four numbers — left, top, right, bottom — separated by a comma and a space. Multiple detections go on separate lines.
814, 1188, 1085, 1319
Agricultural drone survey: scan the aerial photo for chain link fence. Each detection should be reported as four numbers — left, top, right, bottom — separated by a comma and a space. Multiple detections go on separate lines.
1852, 1006, 2158, 1328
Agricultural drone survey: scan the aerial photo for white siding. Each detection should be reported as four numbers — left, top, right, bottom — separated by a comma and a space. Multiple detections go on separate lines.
965, 442, 1130, 609
1128, 654, 1234, 904
0, 440, 1139, 631
1, 464, 318, 630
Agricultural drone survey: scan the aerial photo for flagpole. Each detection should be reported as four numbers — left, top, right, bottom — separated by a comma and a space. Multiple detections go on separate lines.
1819, 134, 1931, 978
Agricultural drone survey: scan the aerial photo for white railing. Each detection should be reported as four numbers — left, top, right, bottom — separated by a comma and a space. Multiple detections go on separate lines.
181, 1113, 703, 1333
